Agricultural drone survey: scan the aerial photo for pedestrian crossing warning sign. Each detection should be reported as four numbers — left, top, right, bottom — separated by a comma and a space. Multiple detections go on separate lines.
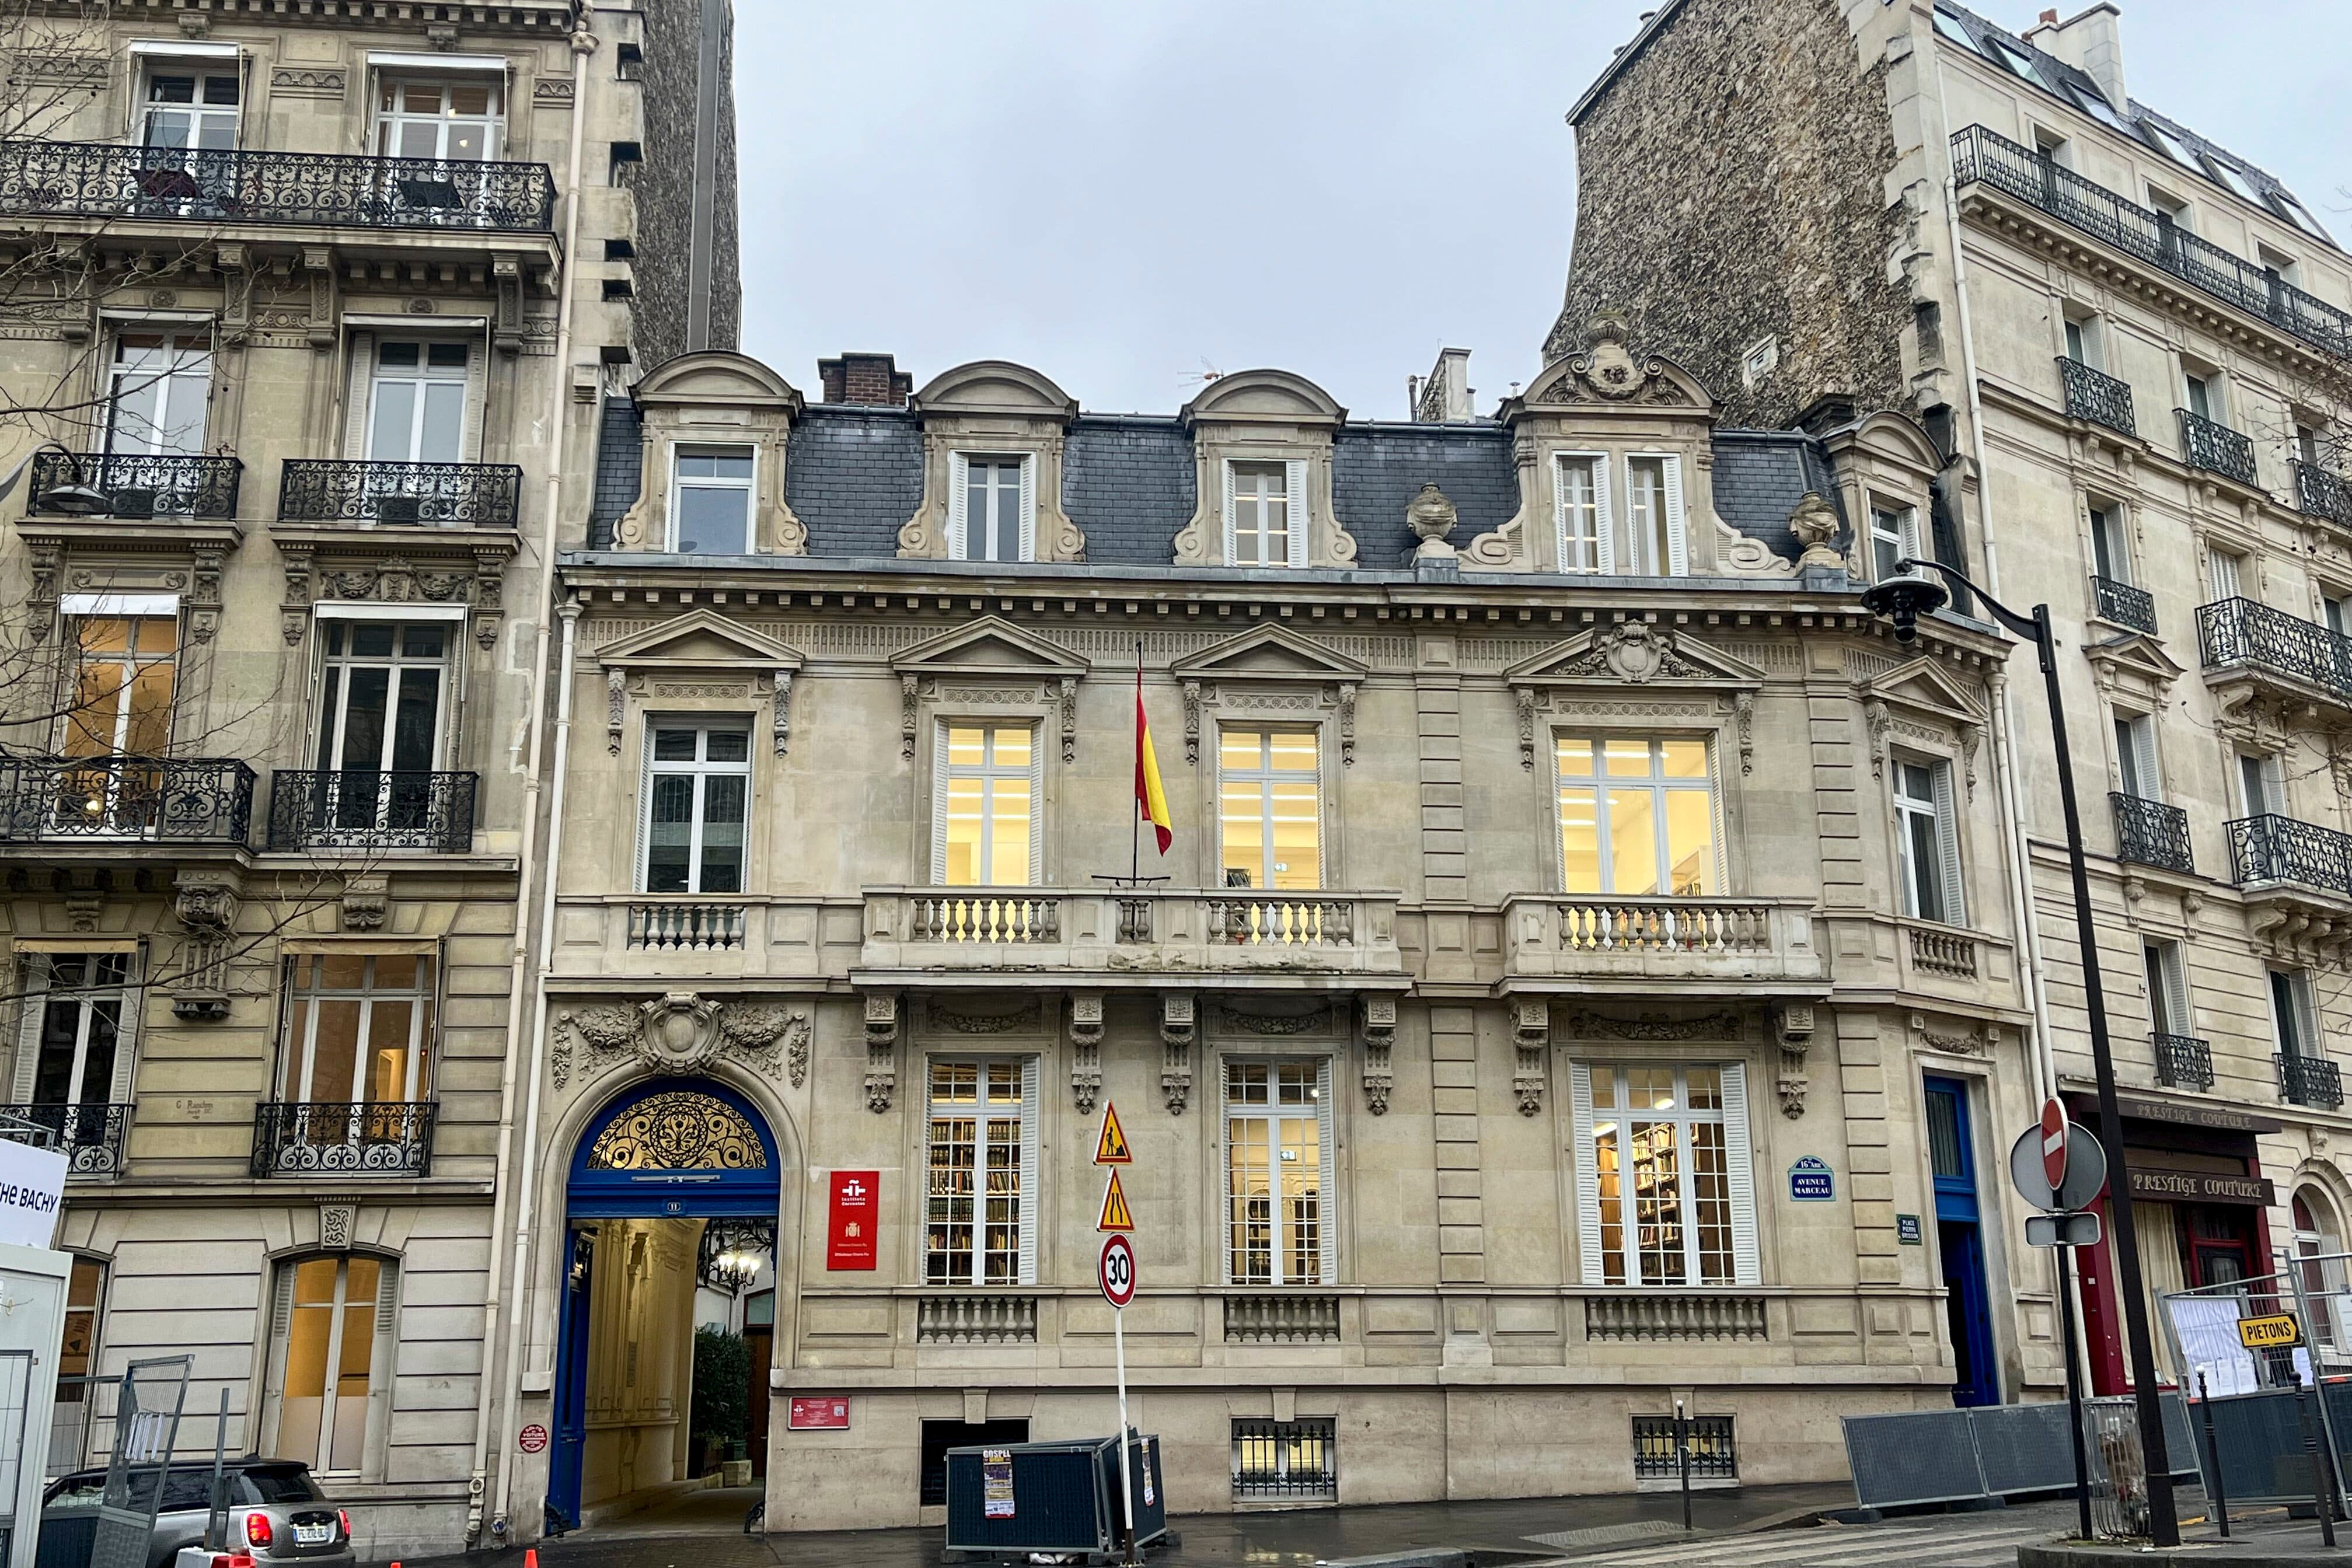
1094, 1102, 1132, 1165
1097, 1168, 1134, 1232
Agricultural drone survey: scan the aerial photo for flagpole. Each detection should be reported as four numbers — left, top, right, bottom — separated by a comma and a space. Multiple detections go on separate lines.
1130, 641, 1143, 886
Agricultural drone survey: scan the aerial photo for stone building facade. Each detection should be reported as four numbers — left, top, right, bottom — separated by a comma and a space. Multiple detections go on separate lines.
506, 331, 2061, 1534
1558, 0, 2352, 1394
0, 0, 735, 1556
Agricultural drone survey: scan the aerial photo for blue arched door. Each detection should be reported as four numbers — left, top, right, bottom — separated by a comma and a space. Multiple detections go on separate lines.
548, 1078, 783, 1527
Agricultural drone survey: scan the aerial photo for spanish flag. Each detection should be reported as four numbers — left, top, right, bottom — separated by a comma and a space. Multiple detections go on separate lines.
1135, 667, 1172, 854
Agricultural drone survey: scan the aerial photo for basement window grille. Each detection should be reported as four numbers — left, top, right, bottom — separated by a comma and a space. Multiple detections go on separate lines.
1231, 1418, 1336, 1500
1631, 1414, 1737, 1482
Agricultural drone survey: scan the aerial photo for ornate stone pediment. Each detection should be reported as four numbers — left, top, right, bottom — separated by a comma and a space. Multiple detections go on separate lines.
1509, 314, 1715, 414
596, 609, 805, 756
1506, 624, 1765, 689
1172, 625, 1366, 764
552, 993, 809, 1090
1862, 656, 1988, 788
2085, 630, 2186, 708
889, 614, 1089, 681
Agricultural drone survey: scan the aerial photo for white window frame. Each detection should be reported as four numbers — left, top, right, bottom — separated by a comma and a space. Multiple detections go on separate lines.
64, 612, 179, 759
666, 443, 756, 555
1555, 452, 1611, 574
364, 338, 472, 464
946, 452, 1035, 564
1621, 453, 1686, 577
930, 722, 1044, 887
2114, 710, 2161, 803
372, 73, 505, 160
1221, 1056, 1335, 1287
2238, 750, 2287, 819
278, 951, 435, 1104
2208, 547, 2246, 603
266, 1253, 397, 1480
1222, 458, 1308, 569
923, 1057, 1038, 1287
104, 330, 212, 456
1552, 732, 1721, 896
2087, 501, 2131, 585
1216, 726, 1324, 891
637, 722, 753, 895
135, 54, 241, 150
313, 620, 453, 775
2182, 368, 2223, 425
1894, 755, 1966, 926
1568, 1060, 1760, 1288
8, 952, 138, 1109
2145, 940, 2192, 1038
1871, 504, 1925, 584
2271, 968, 2324, 1062
2063, 315, 2102, 371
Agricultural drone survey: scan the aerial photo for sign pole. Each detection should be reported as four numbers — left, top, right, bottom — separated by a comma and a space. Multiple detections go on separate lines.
2055, 1244, 2092, 1540
1114, 1304, 1137, 1564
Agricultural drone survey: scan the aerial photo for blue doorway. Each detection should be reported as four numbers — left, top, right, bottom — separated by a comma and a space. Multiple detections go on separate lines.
549, 1078, 783, 1528
1925, 1075, 2000, 1406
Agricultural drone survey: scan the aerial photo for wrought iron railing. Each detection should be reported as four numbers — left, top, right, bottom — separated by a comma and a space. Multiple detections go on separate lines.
2197, 597, 2352, 700
2109, 792, 2192, 874
266, 770, 476, 853
278, 459, 524, 528
1951, 125, 2352, 362
1231, 1419, 1336, 1500
2228, 813, 2352, 897
2297, 460, 2352, 529
0, 756, 253, 843
2278, 1053, 2344, 1112
251, 1101, 437, 1176
2178, 410, 2258, 487
0, 139, 556, 232
27, 451, 240, 520
2153, 1034, 2214, 1091
0, 1103, 130, 1175
1632, 1414, 1739, 1482
2091, 575, 2156, 635
2057, 356, 2136, 436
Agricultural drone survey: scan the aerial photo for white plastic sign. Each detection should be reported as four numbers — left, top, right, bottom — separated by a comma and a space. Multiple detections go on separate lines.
0, 1138, 67, 1248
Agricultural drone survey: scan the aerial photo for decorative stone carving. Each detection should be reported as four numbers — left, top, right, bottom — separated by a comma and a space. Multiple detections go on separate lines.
1789, 492, 1844, 570
1557, 623, 1705, 685
1059, 676, 1079, 764
550, 994, 805, 1089
931, 998, 1042, 1034
1360, 996, 1396, 1116
1735, 692, 1756, 777
1214, 1003, 1333, 1036
865, 993, 900, 1112
1564, 1010, 1742, 1042
1864, 698, 1891, 780
27, 542, 59, 641
1959, 721, 1983, 799
1160, 994, 1195, 1115
1516, 687, 1538, 770
901, 675, 919, 759
1338, 682, 1357, 767
1182, 680, 1202, 765
1513, 1000, 1550, 1116
189, 543, 225, 645
1069, 993, 1105, 1114
1408, 483, 1457, 546
787, 1015, 811, 1088
170, 874, 238, 1020
341, 875, 388, 930
771, 670, 794, 756
606, 669, 627, 754
317, 1203, 357, 1251
1775, 1004, 1815, 1118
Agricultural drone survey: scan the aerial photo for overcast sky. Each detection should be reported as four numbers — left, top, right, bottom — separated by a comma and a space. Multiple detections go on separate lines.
733, 1, 2348, 421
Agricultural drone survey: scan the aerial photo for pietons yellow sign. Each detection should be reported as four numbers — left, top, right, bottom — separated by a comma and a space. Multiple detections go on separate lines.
2238, 1312, 2304, 1350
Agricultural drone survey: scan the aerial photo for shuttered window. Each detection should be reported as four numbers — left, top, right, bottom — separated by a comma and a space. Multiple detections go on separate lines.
1624, 456, 1687, 577
948, 453, 1034, 563
1557, 455, 1610, 574
1224, 461, 1307, 568
269, 1253, 397, 1476
1894, 757, 1966, 925
2114, 712, 2162, 802
1573, 1061, 1758, 1287
924, 1059, 1035, 1287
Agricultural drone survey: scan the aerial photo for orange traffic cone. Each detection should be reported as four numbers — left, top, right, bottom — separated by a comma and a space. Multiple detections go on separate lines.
526, 1550, 538, 1568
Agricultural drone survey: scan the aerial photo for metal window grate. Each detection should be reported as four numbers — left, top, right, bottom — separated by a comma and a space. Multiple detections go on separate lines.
1631, 1414, 1736, 1482
1231, 1418, 1336, 1500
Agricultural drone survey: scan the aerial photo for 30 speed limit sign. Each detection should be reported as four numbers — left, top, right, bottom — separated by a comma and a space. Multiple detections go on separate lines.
1098, 1233, 1137, 1309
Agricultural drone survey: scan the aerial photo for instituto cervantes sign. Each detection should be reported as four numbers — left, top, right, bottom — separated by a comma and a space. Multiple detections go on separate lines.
2126, 1165, 2274, 1206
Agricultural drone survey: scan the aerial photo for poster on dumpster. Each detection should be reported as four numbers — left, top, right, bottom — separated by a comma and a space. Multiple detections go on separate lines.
1142, 1437, 1156, 1506
982, 1448, 1015, 1519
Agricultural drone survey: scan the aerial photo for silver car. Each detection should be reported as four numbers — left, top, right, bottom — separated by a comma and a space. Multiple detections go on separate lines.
37, 1459, 355, 1568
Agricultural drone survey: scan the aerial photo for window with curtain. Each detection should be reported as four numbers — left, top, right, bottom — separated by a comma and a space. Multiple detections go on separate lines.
1555, 734, 1715, 896
1225, 1060, 1327, 1286
65, 616, 176, 760
273, 1254, 391, 1475
1218, 729, 1320, 891
925, 1060, 1032, 1286
641, 725, 749, 893
1579, 1063, 1755, 1287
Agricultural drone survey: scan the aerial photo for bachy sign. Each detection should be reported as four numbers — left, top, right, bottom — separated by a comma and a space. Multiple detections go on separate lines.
827, 1169, 878, 1269
0, 1136, 68, 1248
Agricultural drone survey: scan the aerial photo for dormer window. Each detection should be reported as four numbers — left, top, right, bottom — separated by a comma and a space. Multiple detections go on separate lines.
1623, 456, 1685, 576
1226, 460, 1301, 568
948, 453, 1032, 564
1557, 455, 1606, 574
670, 446, 753, 554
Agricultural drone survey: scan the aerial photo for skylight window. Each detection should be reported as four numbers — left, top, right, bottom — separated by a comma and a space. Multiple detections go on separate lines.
2141, 121, 2198, 168
1987, 37, 2039, 78
1932, 8, 1974, 47
2271, 193, 2335, 245
2204, 156, 2264, 204
2068, 82, 2128, 132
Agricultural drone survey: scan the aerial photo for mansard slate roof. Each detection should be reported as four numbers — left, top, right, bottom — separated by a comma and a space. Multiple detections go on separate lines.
1709, 431, 1845, 563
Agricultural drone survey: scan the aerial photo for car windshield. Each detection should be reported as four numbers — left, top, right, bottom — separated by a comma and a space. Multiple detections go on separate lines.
47, 1471, 218, 1513
45, 1477, 107, 1512
242, 1466, 324, 1504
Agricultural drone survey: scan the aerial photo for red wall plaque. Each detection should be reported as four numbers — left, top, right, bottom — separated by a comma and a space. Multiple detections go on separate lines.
827, 1169, 879, 1270
788, 1396, 850, 1430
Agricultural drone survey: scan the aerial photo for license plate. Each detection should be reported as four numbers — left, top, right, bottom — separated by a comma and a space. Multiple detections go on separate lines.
293, 1525, 332, 1545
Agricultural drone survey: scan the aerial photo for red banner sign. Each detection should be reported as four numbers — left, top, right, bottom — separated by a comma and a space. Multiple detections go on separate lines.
788, 1396, 850, 1430
827, 1169, 879, 1270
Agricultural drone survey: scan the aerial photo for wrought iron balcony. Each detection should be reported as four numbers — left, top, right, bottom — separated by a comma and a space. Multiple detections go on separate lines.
2197, 597, 2352, 702
0, 1103, 130, 1175
2228, 813, 2352, 898
0, 756, 253, 844
252, 1101, 437, 1176
26, 451, 240, 521
2057, 356, 2136, 436
2153, 1035, 2214, 1091
1950, 125, 2352, 362
2110, 792, 2192, 874
278, 459, 523, 529
2092, 575, 2156, 635
2297, 460, 2352, 529
2178, 410, 2258, 488
266, 770, 477, 853
0, 139, 555, 233
2278, 1053, 2344, 1112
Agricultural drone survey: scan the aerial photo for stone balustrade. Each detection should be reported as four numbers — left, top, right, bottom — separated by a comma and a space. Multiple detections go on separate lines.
1500, 893, 1821, 990
1582, 1293, 1769, 1342
1222, 1294, 1342, 1344
916, 1294, 1039, 1345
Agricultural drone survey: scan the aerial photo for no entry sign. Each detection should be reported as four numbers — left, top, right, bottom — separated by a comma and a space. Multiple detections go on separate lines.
2040, 1098, 2071, 1190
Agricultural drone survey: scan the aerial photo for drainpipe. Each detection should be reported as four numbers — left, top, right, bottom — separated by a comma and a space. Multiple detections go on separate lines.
466, 12, 594, 1546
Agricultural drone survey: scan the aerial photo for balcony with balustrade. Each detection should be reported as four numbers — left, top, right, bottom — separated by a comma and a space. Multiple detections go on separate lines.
2228, 813, 2352, 948
266, 771, 477, 854
2110, 792, 2193, 875
251, 1101, 437, 1177
1496, 893, 1823, 997
22, 451, 242, 523
2057, 357, 2137, 438
856, 886, 1408, 991
0, 756, 253, 852
2153, 1034, 2214, 1092
1950, 124, 2352, 362
2091, 575, 2157, 637
2298, 461, 2352, 530
2197, 596, 2352, 717
2178, 410, 2260, 490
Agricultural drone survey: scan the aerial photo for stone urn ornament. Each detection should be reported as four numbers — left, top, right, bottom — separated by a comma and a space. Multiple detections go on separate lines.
1408, 483, 1458, 561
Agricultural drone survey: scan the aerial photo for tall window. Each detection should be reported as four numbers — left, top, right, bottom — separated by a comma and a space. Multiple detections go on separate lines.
49, 1257, 106, 1472
1229, 462, 1292, 567
2145, 941, 2190, 1037
375, 77, 501, 160
1872, 505, 1923, 583
938, 726, 1035, 886
2273, 969, 2322, 1060
280, 952, 436, 1107
316, 622, 447, 777
1225, 1060, 1329, 1286
1557, 455, 1606, 572
1624, 456, 1681, 576
13, 955, 131, 1116
65, 616, 176, 759
1218, 729, 1320, 890
2183, 371, 2218, 424
368, 341, 469, 463
2063, 316, 2102, 370
1577, 1063, 1754, 1287
2208, 549, 2245, 602
924, 1060, 1033, 1286
273, 1255, 392, 1475
2088, 504, 2130, 585
2238, 750, 2285, 818
669, 446, 753, 554
2113, 712, 2161, 802
1555, 735, 1714, 896
952, 455, 1027, 563
1894, 758, 1964, 924
642, 726, 750, 893
2148, 187, 2194, 235
140, 67, 239, 149
106, 332, 211, 456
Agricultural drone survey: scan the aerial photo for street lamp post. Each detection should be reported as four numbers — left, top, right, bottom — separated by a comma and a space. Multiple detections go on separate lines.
1861, 558, 2177, 1546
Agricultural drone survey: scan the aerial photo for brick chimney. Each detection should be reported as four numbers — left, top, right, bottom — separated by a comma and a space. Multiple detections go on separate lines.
1413, 347, 1475, 422
816, 351, 912, 406
2026, 3, 2125, 107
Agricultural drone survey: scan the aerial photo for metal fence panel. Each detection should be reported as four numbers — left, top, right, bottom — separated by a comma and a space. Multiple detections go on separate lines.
1843, 1409, 1985, 1510
1973, 1402, 2076, 1496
